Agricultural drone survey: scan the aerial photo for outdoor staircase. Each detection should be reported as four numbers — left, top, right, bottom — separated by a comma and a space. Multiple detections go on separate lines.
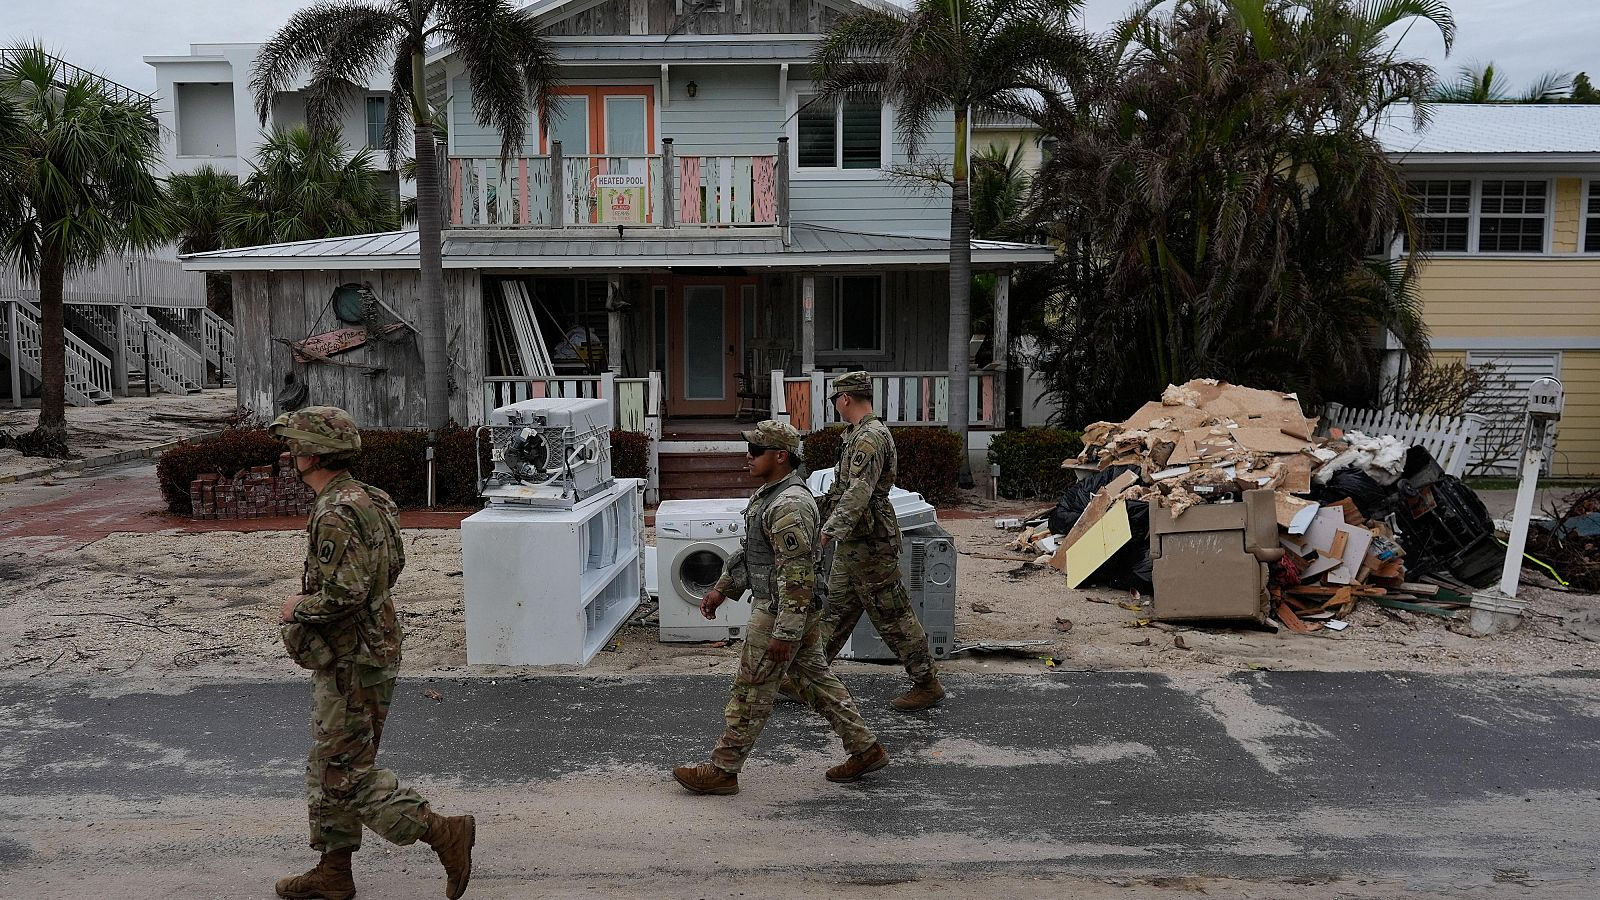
149, 306, 235, 384
118, 306, 205, 395
658, 451, 754, 501
0, 299, 115, 406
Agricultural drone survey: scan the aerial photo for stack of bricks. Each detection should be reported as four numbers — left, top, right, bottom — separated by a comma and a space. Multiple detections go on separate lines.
190, 453, 316, 520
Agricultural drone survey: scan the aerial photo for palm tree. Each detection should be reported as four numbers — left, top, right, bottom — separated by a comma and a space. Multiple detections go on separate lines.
970, 141, 1032, 241
0, 47, 168, 456
1025, 0, 1454, 424
813, 0, 1090, 474
1432, 61, 1571, 103
165, 164, 246, 319
227, 126, 400, 246
252, 0, 560, 429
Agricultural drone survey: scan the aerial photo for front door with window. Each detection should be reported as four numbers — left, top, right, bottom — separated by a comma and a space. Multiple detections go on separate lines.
666, 283, 744, 416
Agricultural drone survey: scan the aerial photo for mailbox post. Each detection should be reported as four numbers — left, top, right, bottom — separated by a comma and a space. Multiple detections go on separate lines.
1471, 376, 1563, 633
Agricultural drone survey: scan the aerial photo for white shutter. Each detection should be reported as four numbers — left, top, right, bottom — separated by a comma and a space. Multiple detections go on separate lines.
1465, 350, 1560, 475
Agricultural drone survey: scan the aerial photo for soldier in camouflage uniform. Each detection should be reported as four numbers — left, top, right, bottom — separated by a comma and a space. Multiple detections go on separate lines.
817, 371, 945, 712
270, 407, 476, 900
673, 420, 888, 795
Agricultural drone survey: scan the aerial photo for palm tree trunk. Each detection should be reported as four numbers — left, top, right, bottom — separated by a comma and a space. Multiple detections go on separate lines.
413, 52, 448, 429
947, 107, 973, 487
34, 238, 69, 454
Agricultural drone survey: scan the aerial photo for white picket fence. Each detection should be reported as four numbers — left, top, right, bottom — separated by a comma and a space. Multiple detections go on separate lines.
1321, 404, 1486, 478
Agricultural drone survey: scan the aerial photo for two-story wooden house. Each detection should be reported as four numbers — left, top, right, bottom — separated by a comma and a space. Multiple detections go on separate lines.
1378, 105, 1600, 477
183, 0, 1052, 497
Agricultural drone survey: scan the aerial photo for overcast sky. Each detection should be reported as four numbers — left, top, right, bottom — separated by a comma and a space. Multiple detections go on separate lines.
10, 0, 1598, 99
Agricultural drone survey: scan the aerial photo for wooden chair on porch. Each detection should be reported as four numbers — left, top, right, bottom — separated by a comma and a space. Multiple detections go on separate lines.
735, 343, 790, 422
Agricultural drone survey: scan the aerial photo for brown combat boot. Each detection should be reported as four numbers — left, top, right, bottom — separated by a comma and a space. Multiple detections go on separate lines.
890, 677, 945, 712
826, 742, 890, 783
275, 849, 355, 900
672, 763, 739, 795
422, 811, 476, 899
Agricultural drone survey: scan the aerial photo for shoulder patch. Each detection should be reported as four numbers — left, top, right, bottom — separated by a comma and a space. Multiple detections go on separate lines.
318, 539, 337, 565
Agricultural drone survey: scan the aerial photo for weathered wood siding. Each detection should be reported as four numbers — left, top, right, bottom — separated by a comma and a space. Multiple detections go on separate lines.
790, 269, 949, 371
541, 0, 846, 36
232, 270, 485, 427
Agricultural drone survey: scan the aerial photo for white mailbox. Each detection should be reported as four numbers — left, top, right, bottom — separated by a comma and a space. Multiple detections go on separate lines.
1528, 377, 1563, 421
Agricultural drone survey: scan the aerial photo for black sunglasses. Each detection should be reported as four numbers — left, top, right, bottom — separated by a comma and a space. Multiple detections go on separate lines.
747, 443, 771, 457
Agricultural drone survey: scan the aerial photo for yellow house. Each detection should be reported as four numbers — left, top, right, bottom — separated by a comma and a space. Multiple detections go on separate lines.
1380, 105, 1600, 477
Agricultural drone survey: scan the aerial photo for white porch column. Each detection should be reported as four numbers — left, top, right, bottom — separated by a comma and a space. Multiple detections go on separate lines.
6, 302, 19, 408
607, 275, 624, 374
992, 271, 1010, 427
800, 275, 816, 373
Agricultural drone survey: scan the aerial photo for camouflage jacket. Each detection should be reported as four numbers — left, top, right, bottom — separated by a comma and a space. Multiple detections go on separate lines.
820, 413, 898, 544
713, 472, 820, 642
294, 472, 406, 670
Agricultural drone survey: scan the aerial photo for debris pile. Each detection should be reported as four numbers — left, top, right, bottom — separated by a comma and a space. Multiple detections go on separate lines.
1038, 378, 1502, 632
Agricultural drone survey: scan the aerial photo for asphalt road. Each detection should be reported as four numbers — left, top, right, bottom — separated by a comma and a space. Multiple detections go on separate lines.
3, 671, 1599, 898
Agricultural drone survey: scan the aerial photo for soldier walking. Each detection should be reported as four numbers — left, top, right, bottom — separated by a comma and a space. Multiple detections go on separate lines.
817, 372, 946, 712
673, 420, 889, 795
270, 406, 475, 900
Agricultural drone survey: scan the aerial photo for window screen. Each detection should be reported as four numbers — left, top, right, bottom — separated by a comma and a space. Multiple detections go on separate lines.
1405, 180, 1470, 252
835, 276, 882, 351
797, 97, 837, 168
1586, 182, 1600, 253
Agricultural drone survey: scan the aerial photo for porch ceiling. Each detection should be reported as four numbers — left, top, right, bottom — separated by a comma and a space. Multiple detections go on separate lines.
179, 225, 1055, 272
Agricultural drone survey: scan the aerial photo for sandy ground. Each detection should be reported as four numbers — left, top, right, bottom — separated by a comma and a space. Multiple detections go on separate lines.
0, 388, 238, 481
3, 514, 1596, 683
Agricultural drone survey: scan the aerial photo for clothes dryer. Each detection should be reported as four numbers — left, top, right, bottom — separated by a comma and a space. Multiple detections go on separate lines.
656, 497, 752, 641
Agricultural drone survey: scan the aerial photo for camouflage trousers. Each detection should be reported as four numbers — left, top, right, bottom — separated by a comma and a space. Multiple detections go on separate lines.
711, 604, 877, 774
305, 663, 432, 853
821, 535, 938, 683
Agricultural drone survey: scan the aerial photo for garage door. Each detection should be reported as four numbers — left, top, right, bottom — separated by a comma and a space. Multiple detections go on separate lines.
1465, 350, 1560, 475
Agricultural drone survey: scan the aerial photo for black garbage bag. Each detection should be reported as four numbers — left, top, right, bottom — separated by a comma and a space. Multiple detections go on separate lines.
1311, 468, 1393, 520
1048, 465, 1153, 594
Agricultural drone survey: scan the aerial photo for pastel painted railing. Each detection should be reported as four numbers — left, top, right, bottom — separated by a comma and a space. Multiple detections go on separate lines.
448, 145, 784, 229
771, 370, 998, 433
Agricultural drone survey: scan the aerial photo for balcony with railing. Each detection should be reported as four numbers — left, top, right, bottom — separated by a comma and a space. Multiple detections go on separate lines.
448, 137, 789, 231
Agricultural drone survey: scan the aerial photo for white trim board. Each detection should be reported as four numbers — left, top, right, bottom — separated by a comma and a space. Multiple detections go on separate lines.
1430, 337, 1600, 351
185, 248, 1054, 272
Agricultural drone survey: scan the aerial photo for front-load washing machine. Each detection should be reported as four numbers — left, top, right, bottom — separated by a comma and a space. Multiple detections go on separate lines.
656, 498, 752, 641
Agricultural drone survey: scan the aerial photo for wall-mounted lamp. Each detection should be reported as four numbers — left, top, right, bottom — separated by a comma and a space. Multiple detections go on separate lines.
685, 81, 698, 98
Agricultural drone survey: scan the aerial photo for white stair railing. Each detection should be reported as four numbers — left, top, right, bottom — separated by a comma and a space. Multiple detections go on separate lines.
119, 306, 205, 395
2, 299, 114, 406
201, 308, 235, 380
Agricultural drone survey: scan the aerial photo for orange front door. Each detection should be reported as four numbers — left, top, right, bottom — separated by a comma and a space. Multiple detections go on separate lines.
667, 283, 742, 416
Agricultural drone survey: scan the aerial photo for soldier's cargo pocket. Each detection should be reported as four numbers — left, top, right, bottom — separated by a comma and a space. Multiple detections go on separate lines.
282, 622, 336, 671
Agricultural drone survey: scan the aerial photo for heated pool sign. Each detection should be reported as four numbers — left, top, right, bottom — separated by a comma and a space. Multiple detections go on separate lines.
597, 174, 646, 225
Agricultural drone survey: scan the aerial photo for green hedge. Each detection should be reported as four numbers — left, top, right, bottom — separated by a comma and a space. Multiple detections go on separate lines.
158, 424, 642, 514
803, 424, 964, 505
987, 427, 1083, 500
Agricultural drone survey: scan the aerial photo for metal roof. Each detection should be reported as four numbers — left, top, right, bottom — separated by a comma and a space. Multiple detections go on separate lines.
1378, 104, 1600, 159
181, 226, 1054, 271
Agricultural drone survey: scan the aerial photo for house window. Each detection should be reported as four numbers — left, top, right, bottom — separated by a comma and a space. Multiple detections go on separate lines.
819, 275, 882, 352
1585, 182, 1600, 253
365, 96, 387, 149
1477, 180, 1548, 253
797, 95, 882, 170
1405, 179, 1470, 252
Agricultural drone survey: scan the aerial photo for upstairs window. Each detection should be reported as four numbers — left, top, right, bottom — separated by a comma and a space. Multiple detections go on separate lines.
797, 95, 882, 170
365, 96, 387, 149
1586, 182, 1600, 253
1405, 179, 1470, 252
1477, 180, 1548, 253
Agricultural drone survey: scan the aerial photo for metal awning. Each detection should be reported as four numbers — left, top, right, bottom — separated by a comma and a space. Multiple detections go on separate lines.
180, 225, 1055, 271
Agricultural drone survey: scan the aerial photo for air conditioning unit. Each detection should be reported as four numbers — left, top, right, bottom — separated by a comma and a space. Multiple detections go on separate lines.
479, 397, 613, 508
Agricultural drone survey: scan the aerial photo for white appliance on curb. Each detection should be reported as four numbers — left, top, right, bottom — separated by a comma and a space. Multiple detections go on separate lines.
463, 478, 645, 666
655, 497, 753, 642
478, 397, 613, 508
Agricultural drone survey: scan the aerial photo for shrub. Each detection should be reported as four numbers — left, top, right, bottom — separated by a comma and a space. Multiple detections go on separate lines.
987, 427, 1083, 500
158, 424, 492, 514
802, 424, 964, 505
157, 428, 284, 514
610, 430, 650, 480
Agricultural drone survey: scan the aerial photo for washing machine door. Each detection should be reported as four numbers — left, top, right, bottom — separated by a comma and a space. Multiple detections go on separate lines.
671, 541, 732, 604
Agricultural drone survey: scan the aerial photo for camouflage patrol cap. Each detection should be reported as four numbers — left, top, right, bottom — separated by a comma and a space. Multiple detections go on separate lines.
742, 419, 802, 453
829, 370, 873, 399
270, 405, 362, 456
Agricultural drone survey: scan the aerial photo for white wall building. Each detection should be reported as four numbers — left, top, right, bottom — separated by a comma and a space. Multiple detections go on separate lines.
144, 43, 412, 200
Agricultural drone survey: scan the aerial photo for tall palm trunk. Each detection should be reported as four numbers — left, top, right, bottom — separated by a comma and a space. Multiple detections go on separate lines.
412, 48, 448, 429
946, 107, 973, 484
36, 238, 69, 451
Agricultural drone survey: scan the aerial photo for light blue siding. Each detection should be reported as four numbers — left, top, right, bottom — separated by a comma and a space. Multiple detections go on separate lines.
661, 67, 785, 157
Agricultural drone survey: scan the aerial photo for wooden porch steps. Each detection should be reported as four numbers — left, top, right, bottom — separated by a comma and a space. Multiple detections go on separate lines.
658, 450, 754, 502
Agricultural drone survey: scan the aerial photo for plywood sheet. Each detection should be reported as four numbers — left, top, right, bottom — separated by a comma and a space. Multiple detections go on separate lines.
1066, 500, 1133, 589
